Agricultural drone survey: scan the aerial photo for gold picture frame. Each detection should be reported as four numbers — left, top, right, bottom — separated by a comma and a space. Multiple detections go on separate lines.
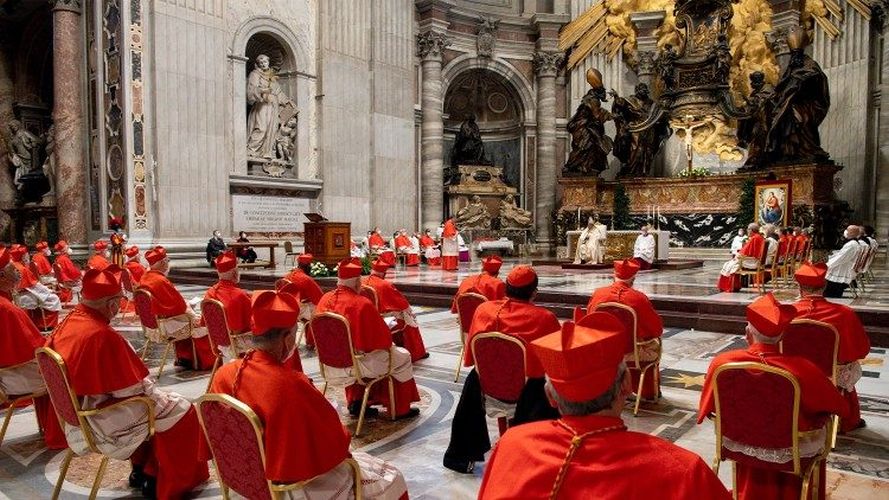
754, 179, 792, 227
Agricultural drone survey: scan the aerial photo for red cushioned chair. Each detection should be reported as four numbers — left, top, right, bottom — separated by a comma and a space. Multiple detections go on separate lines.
471, 332, 527, 436
36, 347, 155, 500
310, 312, 395, 437
0, 360, 46, 446
52, 262, 78, 306
711, 361, 833, 500
133, 289, 174, 379
197, 393, 361, 500
359, 285, 379, 309
119, 268, 136, 321
201, 298, 251, 391
454, 292, 486, 383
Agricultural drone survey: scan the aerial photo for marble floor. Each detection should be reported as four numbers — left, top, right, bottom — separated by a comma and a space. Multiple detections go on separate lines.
1, 283, 887, 499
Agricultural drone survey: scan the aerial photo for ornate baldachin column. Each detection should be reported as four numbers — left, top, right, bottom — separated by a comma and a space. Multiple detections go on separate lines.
533, 51, 564, 246
629, 11, 666, 86
417, 30, 451, 230
51, 0, 88, 243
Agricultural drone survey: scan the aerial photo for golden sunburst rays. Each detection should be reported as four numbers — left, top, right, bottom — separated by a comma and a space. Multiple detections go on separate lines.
560, 2, 620, 69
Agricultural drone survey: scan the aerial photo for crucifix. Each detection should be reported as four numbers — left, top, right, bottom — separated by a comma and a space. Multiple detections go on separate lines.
674, 115, 709, 174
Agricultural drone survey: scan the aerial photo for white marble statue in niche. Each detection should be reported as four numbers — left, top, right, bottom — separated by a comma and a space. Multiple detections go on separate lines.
246, 54, 295, 162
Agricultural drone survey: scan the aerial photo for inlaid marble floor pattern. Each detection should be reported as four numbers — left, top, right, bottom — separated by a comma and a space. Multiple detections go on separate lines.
0, 285, 887, 499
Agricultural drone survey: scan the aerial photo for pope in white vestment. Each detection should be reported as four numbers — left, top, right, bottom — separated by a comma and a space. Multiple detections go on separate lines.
574, 217, 608, 264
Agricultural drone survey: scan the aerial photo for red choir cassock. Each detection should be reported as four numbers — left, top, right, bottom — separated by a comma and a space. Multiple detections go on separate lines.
464, 266, 560, 378
795, 233, 810, 257
125, 246, 146, 284
777, 234, 791, 262
31, 242, 53, 277
46, 271, 208, 499
718, 232, 766, 292
0, 249, 63, 449
10, 246, 59, 330
394, 234, 419, 266
481, 318, 730, 500
315, 262, 420, 417
53, 241, 81, 303
419, 234, 435, 249
86, 241, 111, 271
792, 263, 871, 432
441, 219, 459, 271
450, 255, 506, 313
139, 248, 214, 370
281, 254, 324, 347
363, 260, 428, 361
699, 294, 849, 500
368, 231, 386, 249
586, 260, 663, 398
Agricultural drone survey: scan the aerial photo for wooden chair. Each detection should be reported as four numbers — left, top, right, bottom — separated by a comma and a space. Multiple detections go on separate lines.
471, 332, 527, 436
0, 361, 46, 446
309, 312, 395, 436
119, 267, 136, 321
132, 289, 174, 379
780, 319, 841, 448
711, 361, 833, 500
283, 241, 299, 268
594, 301, 662, 416
35, 347, 156, 500
454, 292, 487, 383
197, 393, 362, 500
201, 299, 251, 391
780, 239, 799, 288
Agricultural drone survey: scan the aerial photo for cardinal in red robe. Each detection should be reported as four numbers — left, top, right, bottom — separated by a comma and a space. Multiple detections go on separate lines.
794, 227, 811, 259
480, 320, 731, 500
31, 241, 54, 283
46, 265, 209, 499
0, 248, 65, 449
445, 265, 562, 473
718, 223, 766, 292
200, 252, 256, 361
86, 240, 111, 271
394, 230, 419, 267
586, 259, 663, 399
125, 245, 146, 285
139, 246, 215, 370
9, 245, 60, 330
280, 253, 325, 348
699, 293, 849, 500
440, 219, 459, 271
363, 259, 428, 361
53, 240, 82, 304
419, 230, 440, 266
208, 290, 408, 499
315, 259, 420, 419
792, 262, 871, 432
450, 255, 506, 313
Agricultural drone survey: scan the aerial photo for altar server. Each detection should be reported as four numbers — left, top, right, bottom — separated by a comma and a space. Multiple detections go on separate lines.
208, 290, 409, 499
46, 265, 209, 498
717, 223, 766, 292
86, 240, 111, 270
825, 225, 863, 298
480, 320, 730, 500
699, 293, 848, 500
315, 259, 420, 419
441, 219, 459, 271
450, 255, 506, 313
632, 224, 656, 270
363, 259, 428, 361
586, 259, 663, 399
793, 262, 870, 432
444, 265, 561, 474
139, 246, 214, 370
0, 248, 64, 449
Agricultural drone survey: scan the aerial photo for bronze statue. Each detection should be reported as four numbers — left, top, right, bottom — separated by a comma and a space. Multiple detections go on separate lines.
712, 33, 731, 83
611, 84, 671, 177
657, 45, 679, 92
451, 115, 489, 166
563, 68, 613, 177
765, 29, 831, 164
737, 71, 775, 170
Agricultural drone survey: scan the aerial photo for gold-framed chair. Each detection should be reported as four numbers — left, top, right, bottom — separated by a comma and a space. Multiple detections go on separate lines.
35, 347, 156, 500
132, 289, 175, 379
593, 301, 662, 416
359, 285, 379, 309
780, 319, 841, 448
0, 361, 46, 446
52, 262, 79, 306
309, 312, 396, 436
196, 393, 362, 500
779, 238, 799, 288
201, 299, 251, 391
454, 292, 487, 383
737, 253, 766, 294
470, 332, 527, 436
119, 268, 137, 321
711, 361, 834, 500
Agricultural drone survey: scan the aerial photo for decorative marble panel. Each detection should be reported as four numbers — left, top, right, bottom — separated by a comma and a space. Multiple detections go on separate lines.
130, 0, 146, 229
102, 0, 127, 228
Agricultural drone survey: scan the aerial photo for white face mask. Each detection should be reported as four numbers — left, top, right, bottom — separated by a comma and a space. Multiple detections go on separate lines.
843, 230, 849, 240
67, 247, 73, 255
43, 249, 51, 256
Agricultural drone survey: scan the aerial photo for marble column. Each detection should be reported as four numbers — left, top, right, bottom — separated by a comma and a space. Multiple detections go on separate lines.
533, 51, 564, 245
767, 1, 803, 70
51, 0, 87, 243
877, 4, 889, 244
417, 30, 450, 230
0, 40, 15, 235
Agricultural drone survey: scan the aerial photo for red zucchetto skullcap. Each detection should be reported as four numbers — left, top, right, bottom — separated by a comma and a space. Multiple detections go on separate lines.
0, 248, 9, 270
506, 265, 537, 287
613, 259, 640, 280
337, 258, 363, 279
297, 254, 313, 266
54, 240, 68, 253
9, 245, 26, 262
251, 290, 300, 335
746, 293, 795, 338
125, 246, 140, 258
93, 240, 108, 251
482, 255, 503, 275
215, 251, 238, 273
82, 265, 123, 300
531, 315, 626, 402
371, 259, 389, 274
35, 241, 48, 251
145, 246, 168, 266
794, 262, 828, 289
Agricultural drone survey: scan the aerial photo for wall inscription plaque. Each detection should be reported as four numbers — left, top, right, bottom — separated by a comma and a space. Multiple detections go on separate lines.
231, 194, 310, 233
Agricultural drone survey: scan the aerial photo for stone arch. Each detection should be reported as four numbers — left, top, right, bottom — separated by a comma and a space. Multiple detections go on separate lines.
442, 55, 536, 123
231, 16, 310, 70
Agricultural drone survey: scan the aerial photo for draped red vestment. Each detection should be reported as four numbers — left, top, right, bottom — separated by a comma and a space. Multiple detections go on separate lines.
201, 279, 252, 334
718, 233, 766, 292
450, 273, 506, 313
363, 275, 427, 361
32, 252, 53, 276
86, 254, 110, 271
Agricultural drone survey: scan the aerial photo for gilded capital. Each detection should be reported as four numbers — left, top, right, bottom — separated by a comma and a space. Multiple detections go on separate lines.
50, 0, 82, 13
417, 31, 452, 61
533, 51, 564, 77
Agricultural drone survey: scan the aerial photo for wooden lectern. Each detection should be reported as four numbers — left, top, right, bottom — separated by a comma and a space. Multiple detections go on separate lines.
304, 214, 350, 266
